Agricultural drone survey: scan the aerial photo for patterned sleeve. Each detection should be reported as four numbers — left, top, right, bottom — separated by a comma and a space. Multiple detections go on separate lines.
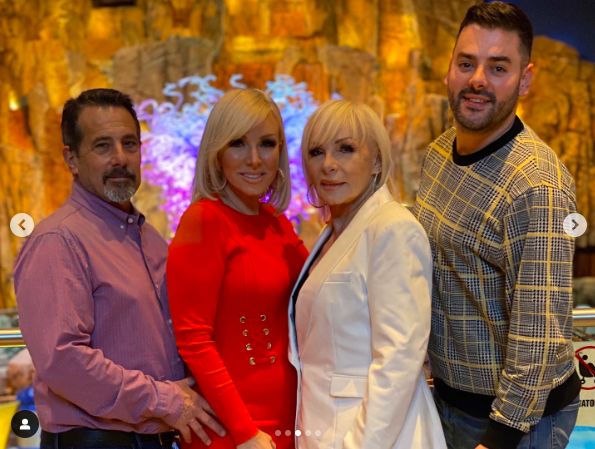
483, 185, 576, 448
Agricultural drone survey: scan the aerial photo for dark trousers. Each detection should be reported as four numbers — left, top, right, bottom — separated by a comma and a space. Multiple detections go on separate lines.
41, 438, 177, 449
433, 389, 580, 449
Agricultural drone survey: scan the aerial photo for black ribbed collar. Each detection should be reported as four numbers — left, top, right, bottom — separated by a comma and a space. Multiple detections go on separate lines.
453, 116, 524, 166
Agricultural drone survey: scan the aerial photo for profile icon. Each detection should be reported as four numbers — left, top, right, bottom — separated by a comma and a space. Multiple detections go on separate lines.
20, 418, 30, 430
11, 410, 39, 439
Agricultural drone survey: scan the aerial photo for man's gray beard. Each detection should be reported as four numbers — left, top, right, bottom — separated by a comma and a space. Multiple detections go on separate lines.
448, 85, 520, 134
104, 181, 137, 203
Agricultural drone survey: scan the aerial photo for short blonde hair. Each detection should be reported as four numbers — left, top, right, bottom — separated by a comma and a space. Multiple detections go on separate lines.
192, 88, 291, 213
301, 99, 395, 202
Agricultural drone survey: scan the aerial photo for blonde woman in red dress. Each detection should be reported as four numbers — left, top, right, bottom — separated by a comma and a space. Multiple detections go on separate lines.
167, 89, 308, 449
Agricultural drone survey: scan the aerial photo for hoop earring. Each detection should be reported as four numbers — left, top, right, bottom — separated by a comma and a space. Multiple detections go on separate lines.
277, 168, 286, 186
273, 168, 286, 190
307, 183, 326, 209
210, 173, 227, 191
373, 172, 381, 191
265, 169, 286, 198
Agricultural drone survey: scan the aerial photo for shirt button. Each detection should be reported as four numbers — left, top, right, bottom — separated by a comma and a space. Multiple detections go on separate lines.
128, 218, 134, 224
120, 225, 125, 229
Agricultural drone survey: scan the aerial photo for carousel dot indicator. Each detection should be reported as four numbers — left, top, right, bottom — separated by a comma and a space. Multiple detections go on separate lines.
275, 430, 281, 436
315, 430, 322, 437
295, 430, 302, 436
285, 430, 292, 436
305, 430, 311, 436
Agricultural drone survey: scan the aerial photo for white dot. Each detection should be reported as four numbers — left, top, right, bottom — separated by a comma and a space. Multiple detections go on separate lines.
285, 430, 291, 436
295, 430, 301, 436
305, 430, 311, 436
275, 430, 281, 436
315, 430, 321, 436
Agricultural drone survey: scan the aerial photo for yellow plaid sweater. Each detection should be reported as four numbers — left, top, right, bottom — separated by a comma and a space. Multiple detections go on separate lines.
413, 117, 579, 444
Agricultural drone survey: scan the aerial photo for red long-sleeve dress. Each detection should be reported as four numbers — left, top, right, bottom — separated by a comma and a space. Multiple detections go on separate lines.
167, 198, 308, 449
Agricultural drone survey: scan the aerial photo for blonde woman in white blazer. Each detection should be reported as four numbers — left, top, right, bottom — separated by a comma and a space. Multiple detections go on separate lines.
289, 100, 446, 449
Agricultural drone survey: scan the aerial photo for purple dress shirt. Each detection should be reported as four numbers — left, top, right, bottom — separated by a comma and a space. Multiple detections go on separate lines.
14, 180, 185, 433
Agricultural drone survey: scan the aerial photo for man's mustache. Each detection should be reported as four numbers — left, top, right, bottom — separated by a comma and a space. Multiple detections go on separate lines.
458, 88, 496, 103
102, 168, 137, 184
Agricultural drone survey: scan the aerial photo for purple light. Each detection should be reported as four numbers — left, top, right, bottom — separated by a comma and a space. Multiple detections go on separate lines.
137, 74, 324, 237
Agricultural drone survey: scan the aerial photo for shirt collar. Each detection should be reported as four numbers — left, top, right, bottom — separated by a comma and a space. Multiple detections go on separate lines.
452, 115, 525, 167
69, 180, 145, 228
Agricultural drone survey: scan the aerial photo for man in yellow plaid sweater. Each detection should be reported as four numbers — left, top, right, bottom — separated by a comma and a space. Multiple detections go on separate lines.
413, 3, 581, 449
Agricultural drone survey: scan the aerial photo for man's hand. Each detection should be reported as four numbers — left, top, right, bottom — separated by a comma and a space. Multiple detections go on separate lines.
172, 378, 226, 445
236, 430, 276, 449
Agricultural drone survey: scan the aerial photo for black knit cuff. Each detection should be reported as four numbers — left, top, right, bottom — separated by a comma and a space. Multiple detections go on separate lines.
480, 419, 525, 449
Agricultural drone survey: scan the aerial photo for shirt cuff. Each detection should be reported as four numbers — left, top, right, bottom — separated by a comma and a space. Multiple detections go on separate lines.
480, 419, 525, 449
154, 380, 185, 427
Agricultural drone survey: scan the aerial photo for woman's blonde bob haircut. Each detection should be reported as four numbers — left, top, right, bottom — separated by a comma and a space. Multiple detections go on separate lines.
192, 88, 291, 213
301, 99, 395, 202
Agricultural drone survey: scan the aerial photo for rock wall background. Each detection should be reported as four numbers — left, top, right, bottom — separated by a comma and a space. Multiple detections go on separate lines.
1, 0, 594, 308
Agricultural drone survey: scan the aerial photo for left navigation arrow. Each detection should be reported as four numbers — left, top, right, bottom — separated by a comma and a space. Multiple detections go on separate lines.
10, 213, 34, 237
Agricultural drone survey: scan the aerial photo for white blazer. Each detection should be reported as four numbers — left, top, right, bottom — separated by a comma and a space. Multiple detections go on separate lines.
288, 185, 446, 449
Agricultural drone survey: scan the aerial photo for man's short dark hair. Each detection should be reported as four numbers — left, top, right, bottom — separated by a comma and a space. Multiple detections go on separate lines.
457, 2, 533, 66
61, 88, 141, 155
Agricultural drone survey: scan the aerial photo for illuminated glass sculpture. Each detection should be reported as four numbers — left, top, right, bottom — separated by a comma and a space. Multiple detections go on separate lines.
137, 74, 324, 237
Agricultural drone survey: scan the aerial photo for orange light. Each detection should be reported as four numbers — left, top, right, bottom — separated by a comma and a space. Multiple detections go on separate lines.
9, 91, 19, 111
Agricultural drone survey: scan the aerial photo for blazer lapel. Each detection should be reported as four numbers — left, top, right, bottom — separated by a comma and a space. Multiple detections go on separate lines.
290, 226, 332, 304
288, 225, 332, 368
300, 185, 395, 339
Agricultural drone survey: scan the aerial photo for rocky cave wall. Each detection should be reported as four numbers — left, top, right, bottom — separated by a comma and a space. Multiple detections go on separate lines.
0, 0, 594, 308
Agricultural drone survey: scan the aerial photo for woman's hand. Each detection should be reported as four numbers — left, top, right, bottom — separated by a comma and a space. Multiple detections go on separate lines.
237, 430, 276, 449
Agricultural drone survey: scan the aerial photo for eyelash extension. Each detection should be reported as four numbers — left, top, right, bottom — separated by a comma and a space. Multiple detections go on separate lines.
262, 139, 277, 147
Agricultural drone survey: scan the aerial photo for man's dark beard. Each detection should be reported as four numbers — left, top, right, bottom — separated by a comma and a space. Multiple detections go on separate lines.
102, 167, 138, 203
448, 84, 519, 134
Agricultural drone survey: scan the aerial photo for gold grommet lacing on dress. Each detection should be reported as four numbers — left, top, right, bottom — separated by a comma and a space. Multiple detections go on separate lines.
241, 315, 274, 365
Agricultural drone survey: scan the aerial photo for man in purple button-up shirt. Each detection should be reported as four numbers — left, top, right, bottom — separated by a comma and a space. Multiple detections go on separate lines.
14, 89, 224, 448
